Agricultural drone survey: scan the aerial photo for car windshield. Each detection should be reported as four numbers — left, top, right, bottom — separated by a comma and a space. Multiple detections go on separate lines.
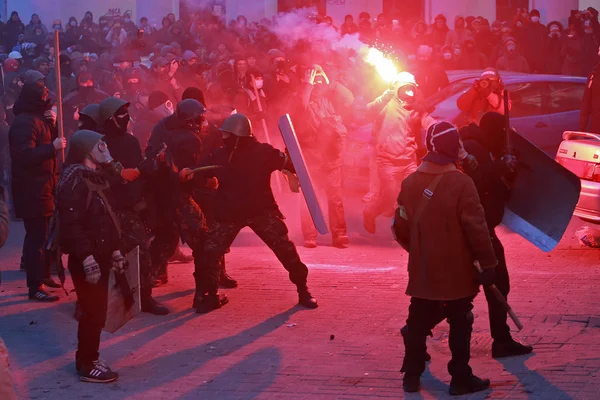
425, 80, 472, 108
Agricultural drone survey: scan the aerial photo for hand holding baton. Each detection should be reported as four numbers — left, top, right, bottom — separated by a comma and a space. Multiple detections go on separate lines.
474, 261, 523, 330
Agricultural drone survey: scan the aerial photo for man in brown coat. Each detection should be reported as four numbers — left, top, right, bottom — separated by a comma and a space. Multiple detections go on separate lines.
392, 121, 497, 395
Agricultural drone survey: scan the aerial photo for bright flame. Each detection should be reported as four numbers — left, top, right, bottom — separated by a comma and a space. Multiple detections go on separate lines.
365, 47, 398, 82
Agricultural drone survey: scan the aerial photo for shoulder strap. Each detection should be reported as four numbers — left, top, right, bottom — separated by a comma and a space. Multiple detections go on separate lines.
82, 178, 122, 238
410, 174, 445, 240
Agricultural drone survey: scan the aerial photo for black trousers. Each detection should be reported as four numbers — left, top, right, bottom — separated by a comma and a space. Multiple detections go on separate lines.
69, 255, 109, 366
401, 296, 475, 379
22, 216, 51, 291
484, 230, 511, 342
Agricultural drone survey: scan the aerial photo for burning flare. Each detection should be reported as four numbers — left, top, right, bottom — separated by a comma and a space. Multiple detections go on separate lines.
365, 48, 399, 82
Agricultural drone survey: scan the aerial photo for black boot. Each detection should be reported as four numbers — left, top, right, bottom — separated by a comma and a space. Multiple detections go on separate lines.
492, 338, 533, 358
42, 277, 62, 289
449, 374, 490, 396
219, 264, 238, 288
403, 373, 421, 393
196, 293, 229, 314
141, 295, 170, 315
298, 288, 318, 309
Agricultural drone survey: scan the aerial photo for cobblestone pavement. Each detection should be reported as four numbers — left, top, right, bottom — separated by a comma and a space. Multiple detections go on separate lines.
1, 195, 600, 400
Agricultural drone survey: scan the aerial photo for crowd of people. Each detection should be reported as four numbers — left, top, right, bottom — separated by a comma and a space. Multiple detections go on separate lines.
2, 4, 589, 395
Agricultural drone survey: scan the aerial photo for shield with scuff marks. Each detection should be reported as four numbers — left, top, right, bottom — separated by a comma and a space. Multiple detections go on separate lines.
502, 131, 581, 252
104, 246, 141, 333
278, 114, 329, 235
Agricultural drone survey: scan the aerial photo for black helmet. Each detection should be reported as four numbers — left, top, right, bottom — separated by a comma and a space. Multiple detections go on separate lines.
220, 113, 252, 137
79, 103, 100, 124
99, 96, 130, 123
176, 98, 206, 121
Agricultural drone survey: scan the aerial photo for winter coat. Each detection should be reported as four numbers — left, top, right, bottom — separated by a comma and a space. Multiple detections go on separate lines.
393, 162, 497, 301
456, 50, 489, 70
522, 22, 548, 73
8, 86, 58, 219
25, 22, 48, 38
459, 123, 512, 229
102, 125, 146, 211
581, 33, 600, 77
4, 19, 25, 50
546, 36, 564, 74
445, 17, 473, 47
496, 53, 531, 73
57, 165, 120, 261
366, 90, 435, 163
580, 64, 600, 133
292, 82, 353, 167
411, 62, 449, 98
202, 137, 292, 222
562, 36, 584, 76
429, 26, 449, 48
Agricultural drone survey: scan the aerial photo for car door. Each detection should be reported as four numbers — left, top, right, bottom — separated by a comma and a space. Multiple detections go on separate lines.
505, 82, 556, 155
547, 81, 586, 141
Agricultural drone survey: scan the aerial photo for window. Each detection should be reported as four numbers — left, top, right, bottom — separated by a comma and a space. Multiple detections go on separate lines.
547, 82, 586, 114
506, 82, 551, 118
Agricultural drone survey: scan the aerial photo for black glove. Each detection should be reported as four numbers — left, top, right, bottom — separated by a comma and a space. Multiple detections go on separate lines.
477, 268, 496, 286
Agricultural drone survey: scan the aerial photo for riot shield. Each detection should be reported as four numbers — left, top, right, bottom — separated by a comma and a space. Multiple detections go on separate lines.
502, 131, 581, 252
104, 246, 141, 334
278, 114, 329, 235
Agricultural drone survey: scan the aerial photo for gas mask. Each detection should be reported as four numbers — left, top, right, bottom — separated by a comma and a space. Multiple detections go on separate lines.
90, 140, 114, 165
397, 84, 416, 103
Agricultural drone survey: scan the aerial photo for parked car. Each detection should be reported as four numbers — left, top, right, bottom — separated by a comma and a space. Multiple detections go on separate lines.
556, 131, 600, 223
426, 73, 587, 156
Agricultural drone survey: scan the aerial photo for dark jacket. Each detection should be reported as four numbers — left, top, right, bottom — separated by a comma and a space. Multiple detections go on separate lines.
102, 124, 145, 211
57, 165, 120, 261
203, 138, 292, 222
4, 19, 25, 50
459, 123, 512, 229
8, 86, 57, 218
393, 162, 497, 301
546, 35, 564, 74
580, 64, 600, 133
522, 22, 548, 73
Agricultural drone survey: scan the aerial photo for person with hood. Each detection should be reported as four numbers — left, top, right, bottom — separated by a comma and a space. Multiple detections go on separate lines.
410, 45, 449, 98
63, 72, 108, 139
145, 99, 225, 292
293, 65, 353, 249
28, 25, 47, 48
64, 17, 81, 48
445, 16, 473, 47
25, 14, 48, 38
456, 38, 488, 69
458, 113, 533, 358
410, 21, 429, 51
47, 54, 77, 96
341, 14, 358, 36
457, 68, 511, 125
176, 51, 207, 91
134, 91, 173, 149
496, 37, 531, 73
122, 12, 138, 37
105, 23, 128, 48
440, 45, 458, 70
97, 96, 169, 315
9, 70, 67, 302
579, 54, 600, 133
561, 25, 584, 76
56, 129, 121, 383
139, 17, 156, 37
489, 23, 513, 67
521, 9, 548, 73
4, 11, 25, 51
546, 21, 564, 74
429, 14, 449, 48
393, 121, 497, 395
183, 113, 318, 313
363, 72, 436, 234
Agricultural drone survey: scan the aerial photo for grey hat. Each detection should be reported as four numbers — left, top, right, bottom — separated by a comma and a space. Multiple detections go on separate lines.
66, 129, 104, 163
24, 70, 45, 85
